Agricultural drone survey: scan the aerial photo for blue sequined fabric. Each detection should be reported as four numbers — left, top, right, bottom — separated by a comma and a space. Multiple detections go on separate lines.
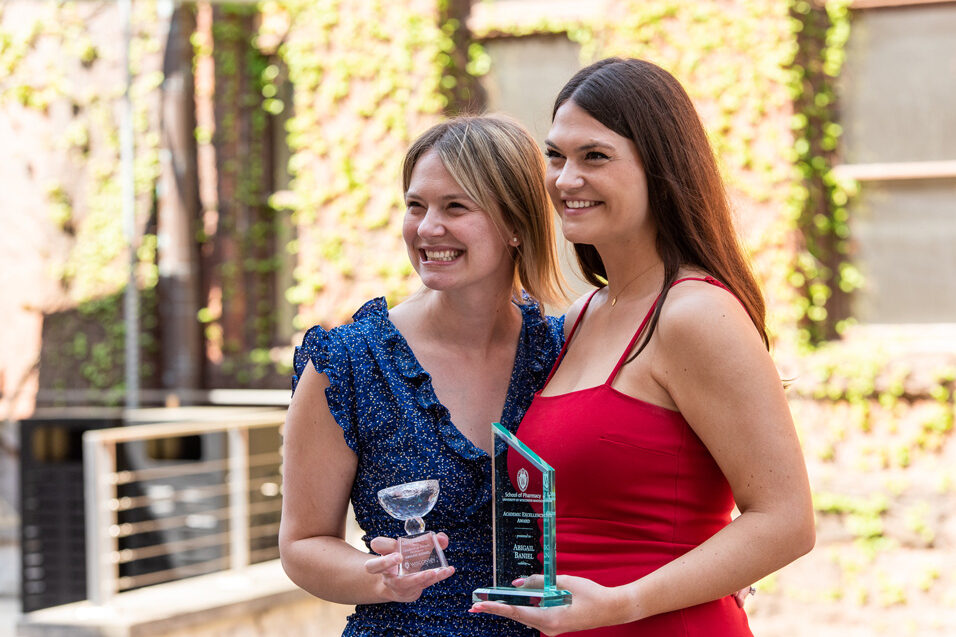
292, 297, 564, 637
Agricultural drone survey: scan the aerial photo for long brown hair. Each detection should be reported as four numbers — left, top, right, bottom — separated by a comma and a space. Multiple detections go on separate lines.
403, 115, 565, 306
554, 58, 768, 350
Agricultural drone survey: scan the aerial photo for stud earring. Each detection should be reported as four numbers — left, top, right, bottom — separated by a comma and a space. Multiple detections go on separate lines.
510, 236, 520, 246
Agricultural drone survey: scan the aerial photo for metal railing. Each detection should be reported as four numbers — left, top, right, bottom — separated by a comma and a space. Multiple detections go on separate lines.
82, 409, 285, 605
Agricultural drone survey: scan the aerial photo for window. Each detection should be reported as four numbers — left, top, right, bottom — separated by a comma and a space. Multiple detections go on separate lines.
839, 3, 956, 325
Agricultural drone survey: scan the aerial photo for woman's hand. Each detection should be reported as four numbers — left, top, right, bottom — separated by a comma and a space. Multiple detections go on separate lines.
365, 534, 455, 603
734, 585, 756, 608
469, 575, 632, 636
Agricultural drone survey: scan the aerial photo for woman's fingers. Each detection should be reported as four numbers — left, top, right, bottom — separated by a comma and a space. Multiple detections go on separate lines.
394, 566, 455, 590
366, 534, 455, 601
369, 536, 399, 555
469, 601, 555, 634
383, 566, 456, 602
513, 574, 545, 588
370, 533, 450, 554
365, 552, 402, 575
734, 586, 756, 608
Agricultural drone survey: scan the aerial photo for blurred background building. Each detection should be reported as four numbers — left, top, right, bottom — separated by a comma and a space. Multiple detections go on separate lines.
0, 0, 954, 635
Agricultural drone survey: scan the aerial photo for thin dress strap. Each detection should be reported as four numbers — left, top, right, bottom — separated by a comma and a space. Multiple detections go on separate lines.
604, 275, 735, 385
541, 289, 600, 386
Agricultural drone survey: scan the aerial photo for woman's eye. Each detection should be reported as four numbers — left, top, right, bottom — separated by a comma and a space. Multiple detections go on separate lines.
585, 151, 610, 160
544, 149, 563, 160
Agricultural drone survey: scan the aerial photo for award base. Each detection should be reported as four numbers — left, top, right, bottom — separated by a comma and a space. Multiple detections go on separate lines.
472, 586, 572, 607
398, 531, 448, 576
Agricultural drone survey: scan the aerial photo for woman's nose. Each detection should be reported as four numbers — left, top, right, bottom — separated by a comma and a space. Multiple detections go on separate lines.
554, 161, 583, 191
417, 207, 445, 237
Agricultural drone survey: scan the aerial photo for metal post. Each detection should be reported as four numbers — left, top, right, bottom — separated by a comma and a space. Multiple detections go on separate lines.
84, 434, 118, 605
121, 0, 139, 410
227, 427, 250, 570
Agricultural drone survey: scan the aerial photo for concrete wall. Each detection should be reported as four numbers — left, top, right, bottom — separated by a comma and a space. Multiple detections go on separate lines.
481, 34, 582, 148
16, 561, 352, 637
151, 596, 349, 637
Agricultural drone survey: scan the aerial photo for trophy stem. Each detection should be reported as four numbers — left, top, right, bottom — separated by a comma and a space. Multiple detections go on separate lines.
404, 516, 425, 535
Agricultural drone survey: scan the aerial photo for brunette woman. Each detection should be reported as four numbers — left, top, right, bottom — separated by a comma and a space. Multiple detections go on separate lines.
472, 58, 814, 636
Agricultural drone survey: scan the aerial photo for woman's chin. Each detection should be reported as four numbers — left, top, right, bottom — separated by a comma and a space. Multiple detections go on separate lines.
560, 228, 595, 246
558, 218, 592, 243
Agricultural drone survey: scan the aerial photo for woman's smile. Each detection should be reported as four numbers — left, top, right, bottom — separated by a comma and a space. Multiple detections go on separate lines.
560, 199, 603, 215
419, 248, 464, 263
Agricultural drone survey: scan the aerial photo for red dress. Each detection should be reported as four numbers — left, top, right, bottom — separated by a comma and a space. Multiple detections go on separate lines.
517, 277, 753, 636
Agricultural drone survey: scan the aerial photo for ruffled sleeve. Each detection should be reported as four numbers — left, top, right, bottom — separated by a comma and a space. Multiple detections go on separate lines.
520, 299, 566, 375
292, 325, 360, 454
547, 313, 566, 347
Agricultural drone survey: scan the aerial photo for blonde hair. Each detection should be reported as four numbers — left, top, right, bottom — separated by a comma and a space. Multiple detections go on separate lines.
402, 115, 566, 307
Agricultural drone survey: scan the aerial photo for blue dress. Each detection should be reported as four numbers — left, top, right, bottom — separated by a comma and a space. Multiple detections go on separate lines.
292, 297, 564, 637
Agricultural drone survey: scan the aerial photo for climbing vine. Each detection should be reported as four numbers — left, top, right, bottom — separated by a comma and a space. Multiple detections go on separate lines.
1, 1, 163, 399
437, 0, 487, 114
598, 0, 800, 343
786, 0, 859, 346
470, 0, 857, 350
261, 0, 450, 330
196, 3, 284, 387
0, 0, 922, 391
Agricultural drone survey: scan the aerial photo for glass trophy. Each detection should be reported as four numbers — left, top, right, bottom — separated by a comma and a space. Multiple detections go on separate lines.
472, 422, 571, 607
377, 479, 449, 576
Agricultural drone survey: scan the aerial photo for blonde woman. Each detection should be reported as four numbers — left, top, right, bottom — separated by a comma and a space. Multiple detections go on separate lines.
280, 116, 565, 637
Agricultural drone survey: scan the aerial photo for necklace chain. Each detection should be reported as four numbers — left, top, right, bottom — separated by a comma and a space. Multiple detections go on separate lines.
609, 261, 661, 307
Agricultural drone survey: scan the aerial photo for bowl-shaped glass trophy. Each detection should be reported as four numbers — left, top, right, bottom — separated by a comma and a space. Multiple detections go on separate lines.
377, 479, 449, 576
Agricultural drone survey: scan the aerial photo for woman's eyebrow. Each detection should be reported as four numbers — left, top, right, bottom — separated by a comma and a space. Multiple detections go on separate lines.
404, 190, 471, 202
440, 193, 472, 202
544, 139, 615, 152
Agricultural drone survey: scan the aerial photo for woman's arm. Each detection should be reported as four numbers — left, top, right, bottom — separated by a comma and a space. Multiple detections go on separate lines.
278, 363, 453, 604
621, 281, 815, 618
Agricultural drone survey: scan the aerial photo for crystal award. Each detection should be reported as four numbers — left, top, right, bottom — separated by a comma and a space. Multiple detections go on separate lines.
472, 422, 571, 607
377, 479, 449, 576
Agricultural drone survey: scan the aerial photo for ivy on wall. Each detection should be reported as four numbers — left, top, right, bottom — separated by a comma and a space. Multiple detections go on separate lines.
0, 0, 899, 391
196, 3, 285, 388
596, 0, 802, 344
470, 0, 858, 351
786, 0, 859, 345
261, 0, 450, 330
261, 0, 824, 344
571, 0, 859, 350
0, 1, 163, 400
438, 0, 487, 114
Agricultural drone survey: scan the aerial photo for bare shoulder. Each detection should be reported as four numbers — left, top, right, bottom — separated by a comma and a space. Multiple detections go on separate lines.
562, 289, 600, 338
385, 295, 425, 337
655, 279, 761, 355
